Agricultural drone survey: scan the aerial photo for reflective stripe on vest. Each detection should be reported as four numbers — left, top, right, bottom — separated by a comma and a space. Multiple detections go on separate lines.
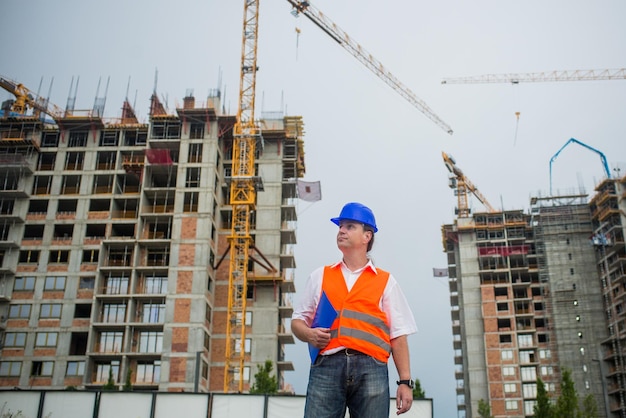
328, 309, 391, 352
320, 265, 391, 362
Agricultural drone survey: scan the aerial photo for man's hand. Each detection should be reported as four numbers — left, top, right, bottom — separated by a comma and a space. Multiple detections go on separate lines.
395, 384, 413, 415
308, 327, 331, 349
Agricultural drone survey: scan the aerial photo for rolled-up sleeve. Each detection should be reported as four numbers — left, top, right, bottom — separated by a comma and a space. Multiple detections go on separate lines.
291, 266, 324, 326
382, 275, 418, 339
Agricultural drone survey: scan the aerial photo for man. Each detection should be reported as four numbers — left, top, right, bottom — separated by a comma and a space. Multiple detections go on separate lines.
292, 202, 417, 417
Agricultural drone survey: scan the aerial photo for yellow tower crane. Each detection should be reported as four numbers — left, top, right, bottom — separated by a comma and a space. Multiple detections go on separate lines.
223, 0, 261, 393
441, 68, 626, 85
0, 75, 65, 119
442, 151, 496, 218
224, 0, 454, 393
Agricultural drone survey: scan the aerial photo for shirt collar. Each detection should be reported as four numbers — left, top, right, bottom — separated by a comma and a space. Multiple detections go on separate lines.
331, 259, 378, 275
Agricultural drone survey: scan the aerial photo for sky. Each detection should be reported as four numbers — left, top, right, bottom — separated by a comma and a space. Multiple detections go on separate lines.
1, 1, 626, 416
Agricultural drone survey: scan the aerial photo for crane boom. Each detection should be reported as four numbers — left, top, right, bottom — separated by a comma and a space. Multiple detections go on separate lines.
287, 0, 453, 135
442, 151, 496, 218
224, 0, 260, 393
0, 75, 65, 120
441, 68, 626, 85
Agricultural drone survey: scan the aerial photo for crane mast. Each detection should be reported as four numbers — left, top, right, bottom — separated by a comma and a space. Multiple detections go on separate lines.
224, 0, 260, 393
287, 0, 453, 135
442, 151, 496, 218
224, 0, 457, 392
441, 68, 626, 85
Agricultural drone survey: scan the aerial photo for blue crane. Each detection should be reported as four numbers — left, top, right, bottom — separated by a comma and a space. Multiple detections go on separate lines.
549, 137, 611, 195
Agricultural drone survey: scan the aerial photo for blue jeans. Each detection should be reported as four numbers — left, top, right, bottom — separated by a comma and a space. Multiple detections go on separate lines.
304, 350, 390, 418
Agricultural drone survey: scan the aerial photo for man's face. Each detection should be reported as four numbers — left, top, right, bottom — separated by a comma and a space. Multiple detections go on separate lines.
336, 220, 371, 251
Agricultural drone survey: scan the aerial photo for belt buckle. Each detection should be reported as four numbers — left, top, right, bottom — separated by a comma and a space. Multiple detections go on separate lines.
344, 348, 355, 356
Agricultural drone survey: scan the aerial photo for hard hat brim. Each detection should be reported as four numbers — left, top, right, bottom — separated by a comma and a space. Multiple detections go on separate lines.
330, 217, 378, 233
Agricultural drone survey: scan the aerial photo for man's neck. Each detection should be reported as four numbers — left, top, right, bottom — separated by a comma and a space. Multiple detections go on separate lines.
342, 252, 369, 272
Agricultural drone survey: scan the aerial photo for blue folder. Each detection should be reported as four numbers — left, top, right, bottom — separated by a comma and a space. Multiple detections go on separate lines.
308, 291, 338, 362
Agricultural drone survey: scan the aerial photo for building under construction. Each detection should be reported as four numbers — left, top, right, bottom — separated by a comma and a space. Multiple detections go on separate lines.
442, 165, 626, 417
0, 81, 305, 393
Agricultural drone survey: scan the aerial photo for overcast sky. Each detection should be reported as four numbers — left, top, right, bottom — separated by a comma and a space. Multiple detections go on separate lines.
2, 1, 626, 417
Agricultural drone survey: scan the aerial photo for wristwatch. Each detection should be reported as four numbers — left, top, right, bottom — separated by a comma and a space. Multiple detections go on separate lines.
397, 379, 414, 389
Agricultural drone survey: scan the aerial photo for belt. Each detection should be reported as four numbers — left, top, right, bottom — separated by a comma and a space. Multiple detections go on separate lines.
331, 348, 366, 356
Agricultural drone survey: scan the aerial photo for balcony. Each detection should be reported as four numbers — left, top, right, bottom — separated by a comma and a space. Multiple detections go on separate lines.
0, 181, 28, 198
0, 134, 40, 151
280, 246, 296, 269
451, 320, 460, 335
0, 279, 10, 302
280, 221, 296, 245
276, 360, 294, 372
278, 324, 294, 344
281, 202, 297, 223
279, 294, 294, 319
0, 154, 35, 173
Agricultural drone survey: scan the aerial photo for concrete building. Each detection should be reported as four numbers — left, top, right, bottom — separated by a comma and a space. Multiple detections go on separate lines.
0, 88, 303, 393
590, 177, 626, 416
442, 180, 626, 417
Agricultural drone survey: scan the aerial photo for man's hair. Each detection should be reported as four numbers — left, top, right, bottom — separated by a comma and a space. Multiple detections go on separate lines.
363, 224, 375, 252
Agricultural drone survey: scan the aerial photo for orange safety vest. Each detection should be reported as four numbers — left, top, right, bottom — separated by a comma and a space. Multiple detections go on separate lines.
320, 264, 391, 363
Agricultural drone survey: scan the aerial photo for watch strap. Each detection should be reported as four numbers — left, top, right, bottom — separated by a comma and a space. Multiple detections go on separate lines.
396, 379, 413, 388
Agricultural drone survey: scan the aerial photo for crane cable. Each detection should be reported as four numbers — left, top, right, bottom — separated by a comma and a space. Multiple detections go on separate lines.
514, 111, 521, 146
513, 83, 520, 146
295, 27, 301, 60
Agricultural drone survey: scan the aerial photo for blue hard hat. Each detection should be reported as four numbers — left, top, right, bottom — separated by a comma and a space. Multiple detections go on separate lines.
330, 202, 378, 232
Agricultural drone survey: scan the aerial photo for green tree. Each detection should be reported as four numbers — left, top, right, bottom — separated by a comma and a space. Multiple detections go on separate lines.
102, 368, 116, 391
123, 368, 133, 391
534, 377, 554, 418
477, 399, 493, 418
249, 359, 278, 394
555, 368, 580, 418
581, 393, 599, 418
412, 378, 426, 399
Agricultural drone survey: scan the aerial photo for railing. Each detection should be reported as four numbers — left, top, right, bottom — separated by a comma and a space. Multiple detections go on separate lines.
111, 211, 138, 219
142, 205, 175, 214
94, 185, 114, 194
93, 343, 122, 353
102, 258, 133, 267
